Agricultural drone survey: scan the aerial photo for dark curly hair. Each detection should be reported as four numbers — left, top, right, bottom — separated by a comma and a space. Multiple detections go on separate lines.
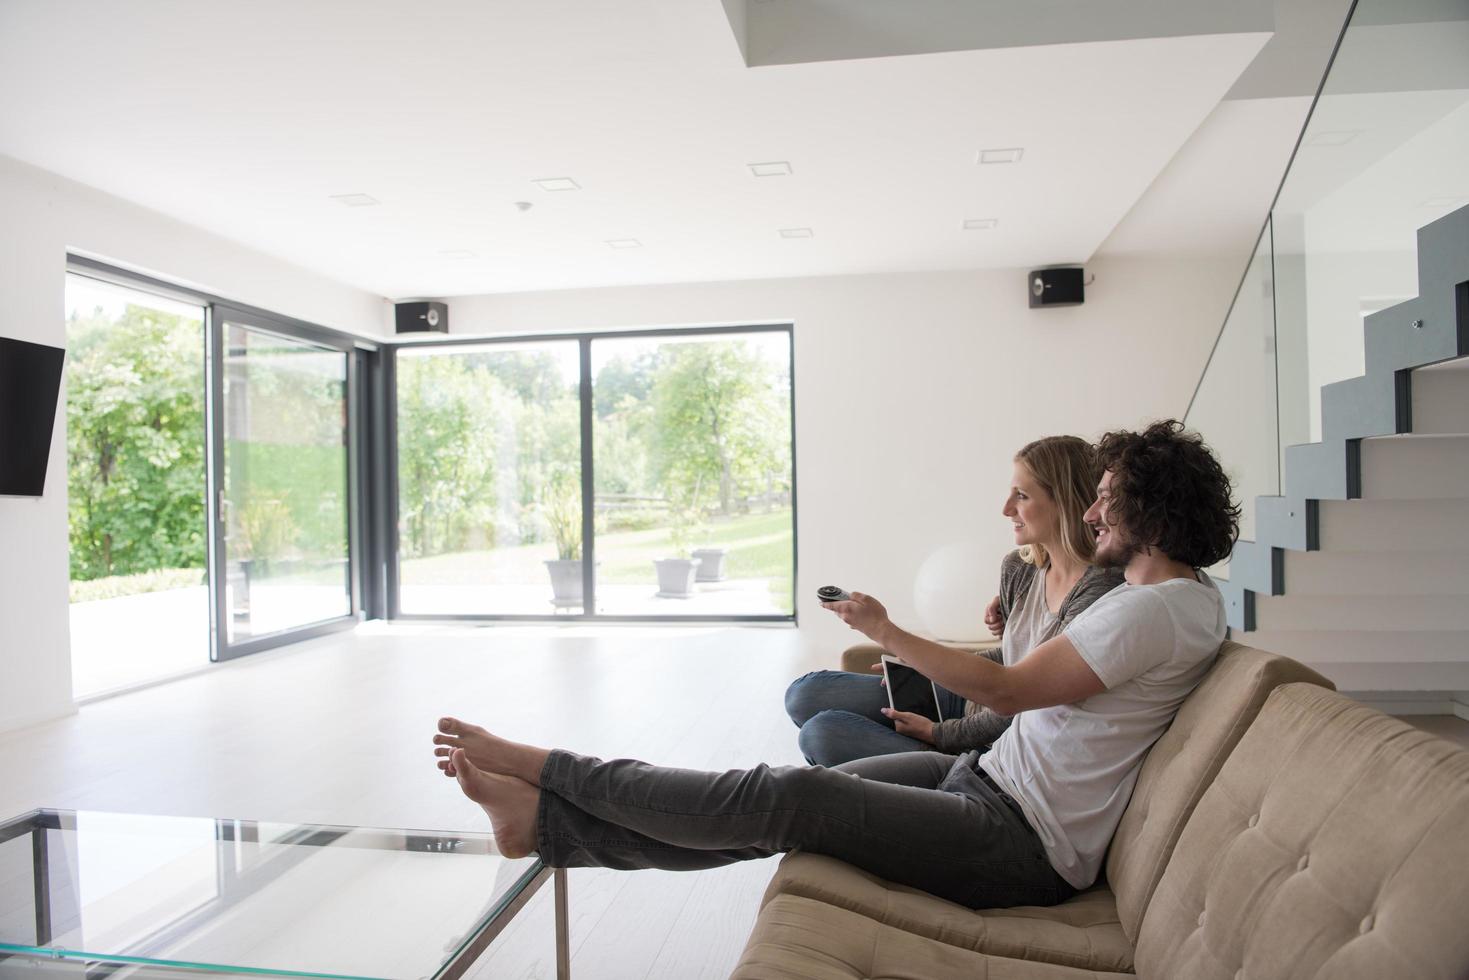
1093, 420, 1240, 569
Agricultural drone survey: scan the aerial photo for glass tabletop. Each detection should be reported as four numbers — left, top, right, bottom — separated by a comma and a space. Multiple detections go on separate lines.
0, 809, 543, 979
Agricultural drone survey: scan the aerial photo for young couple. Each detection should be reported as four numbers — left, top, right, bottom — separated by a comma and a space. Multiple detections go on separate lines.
432, 420, 1239, 908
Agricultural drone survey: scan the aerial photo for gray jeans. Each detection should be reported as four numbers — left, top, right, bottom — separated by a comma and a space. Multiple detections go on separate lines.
535, 748, 1076, 909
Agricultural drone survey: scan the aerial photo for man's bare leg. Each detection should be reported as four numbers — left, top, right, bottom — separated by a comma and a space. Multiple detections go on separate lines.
451, 748, 541, 859
433, 717, 552, 785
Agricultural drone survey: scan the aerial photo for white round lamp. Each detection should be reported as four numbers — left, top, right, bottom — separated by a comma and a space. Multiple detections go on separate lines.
912, 540, 992, 642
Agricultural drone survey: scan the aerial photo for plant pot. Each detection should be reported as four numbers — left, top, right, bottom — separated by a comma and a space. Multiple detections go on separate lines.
691, 547, 727, 582
544, 559, 585, 609
653, 557, 702, 598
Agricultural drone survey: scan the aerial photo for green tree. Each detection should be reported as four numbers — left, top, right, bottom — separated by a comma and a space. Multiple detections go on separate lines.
67, 303, 206, 581
649, 341, 789, 517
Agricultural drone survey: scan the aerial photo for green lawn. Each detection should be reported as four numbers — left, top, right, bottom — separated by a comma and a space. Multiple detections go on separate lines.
73, 507, 797, 613
403, 507, 795, 612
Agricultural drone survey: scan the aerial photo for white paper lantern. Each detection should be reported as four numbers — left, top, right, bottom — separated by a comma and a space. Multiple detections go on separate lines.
912, 540, 992, 642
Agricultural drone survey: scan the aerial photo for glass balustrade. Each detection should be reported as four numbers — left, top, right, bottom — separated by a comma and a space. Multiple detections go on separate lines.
1186, 0, 1469, 565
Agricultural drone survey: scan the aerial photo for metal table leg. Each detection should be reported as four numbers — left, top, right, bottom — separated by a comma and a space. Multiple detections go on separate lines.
555, 867, 570, 979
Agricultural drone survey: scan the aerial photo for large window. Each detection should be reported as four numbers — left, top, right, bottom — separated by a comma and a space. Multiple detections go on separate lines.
395, 341, 582, 615
391, 327, 795, 620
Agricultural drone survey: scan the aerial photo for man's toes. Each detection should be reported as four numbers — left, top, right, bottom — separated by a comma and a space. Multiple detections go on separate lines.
434, 745, 452, 757
438, 717, 461, 734
432, 734, 461, 748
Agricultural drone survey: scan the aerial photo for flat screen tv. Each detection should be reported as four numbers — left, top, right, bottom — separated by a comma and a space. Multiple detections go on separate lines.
0, 335, 67, 497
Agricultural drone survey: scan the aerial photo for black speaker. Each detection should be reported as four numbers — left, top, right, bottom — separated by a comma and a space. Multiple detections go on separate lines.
396, 301, 449, 334
1028, 268, 1084, 308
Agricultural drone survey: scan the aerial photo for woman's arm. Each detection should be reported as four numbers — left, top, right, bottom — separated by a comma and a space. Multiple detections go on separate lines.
829, 592, 1104, 714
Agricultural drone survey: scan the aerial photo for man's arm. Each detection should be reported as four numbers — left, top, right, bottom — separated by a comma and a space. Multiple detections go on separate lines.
832, 592, 1106, 714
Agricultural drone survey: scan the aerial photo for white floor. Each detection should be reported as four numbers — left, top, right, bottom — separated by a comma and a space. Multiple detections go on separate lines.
13, 623, 1469, 978
2, 623, 822, 979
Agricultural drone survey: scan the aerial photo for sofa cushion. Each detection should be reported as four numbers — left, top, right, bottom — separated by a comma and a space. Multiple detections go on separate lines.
763, 851, 1134, 972
1103, 642, 1332, 941
732, 894, 1135, 980
1135, 683, 1469, 980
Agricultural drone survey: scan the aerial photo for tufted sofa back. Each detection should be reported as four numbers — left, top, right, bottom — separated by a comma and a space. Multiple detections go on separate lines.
1104, 642, 1332, 941
1135, 683, 1469, 979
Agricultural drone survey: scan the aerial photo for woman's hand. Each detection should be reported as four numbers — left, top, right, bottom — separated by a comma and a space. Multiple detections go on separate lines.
983, 595, 1006, 637
881, 707, 936, 744
823, 591, 891, 642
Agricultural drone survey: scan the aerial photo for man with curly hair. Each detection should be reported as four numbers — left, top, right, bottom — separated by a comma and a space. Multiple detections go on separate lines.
433, 419, 1237, 907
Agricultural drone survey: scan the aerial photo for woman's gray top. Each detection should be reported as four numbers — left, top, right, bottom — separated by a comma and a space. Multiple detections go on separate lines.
929, 551, 1124, 754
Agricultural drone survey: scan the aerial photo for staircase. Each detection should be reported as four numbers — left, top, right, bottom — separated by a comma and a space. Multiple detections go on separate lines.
1216, 204, 1469, 699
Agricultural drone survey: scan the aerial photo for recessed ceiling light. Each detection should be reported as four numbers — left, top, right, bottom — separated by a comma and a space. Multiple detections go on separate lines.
440, 249, 477, 259
1419, 195, 1467, 208
330, 193, 380, 207
1305, 130, 1361, 147
977, 148, 1023, 165
779, 227, 814, 239
533, 177, 581, 191
963, 218, 998, 230
748, 161, 793, 177
605, 238, 643, 249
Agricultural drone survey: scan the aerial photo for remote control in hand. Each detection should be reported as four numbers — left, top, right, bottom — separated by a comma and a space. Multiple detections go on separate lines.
817, 585, 852, 603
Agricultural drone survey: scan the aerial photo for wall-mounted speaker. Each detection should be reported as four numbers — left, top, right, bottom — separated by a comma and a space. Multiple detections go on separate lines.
1028, 268, 1084, 308
395, 301, 449, 334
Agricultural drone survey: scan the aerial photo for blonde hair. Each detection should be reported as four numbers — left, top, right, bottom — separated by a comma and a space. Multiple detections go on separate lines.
1014, 435, 1100, 569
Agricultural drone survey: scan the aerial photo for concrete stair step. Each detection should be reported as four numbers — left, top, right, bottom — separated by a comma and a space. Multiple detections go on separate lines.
1284, 439, 1356, 500
1410, 356, 1469, 436
1252, 594, 1469, 632
1293, 660, 1469, 695
1254, 495, 1316, 552
1318, 498, 1469, 551
1282, 550, 1469, 596
1321, 371, 1405, 441
1238, 629, 1468, 667
1359, 434, 1469, 500
1363, 206, 1469, 378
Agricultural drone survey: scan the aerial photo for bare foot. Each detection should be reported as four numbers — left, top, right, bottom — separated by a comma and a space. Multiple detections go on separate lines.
433, 717, 549, 785
452, 748, 540, 859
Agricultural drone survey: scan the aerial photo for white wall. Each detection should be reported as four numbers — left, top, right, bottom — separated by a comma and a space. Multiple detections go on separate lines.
0, 155, 388, 735
445, 254, 1240, 656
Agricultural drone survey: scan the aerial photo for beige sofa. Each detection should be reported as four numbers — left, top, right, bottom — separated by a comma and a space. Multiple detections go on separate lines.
733, 642, 1469, 978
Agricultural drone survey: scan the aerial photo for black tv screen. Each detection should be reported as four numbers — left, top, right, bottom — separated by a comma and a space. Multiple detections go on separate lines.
0, 335, 66, 497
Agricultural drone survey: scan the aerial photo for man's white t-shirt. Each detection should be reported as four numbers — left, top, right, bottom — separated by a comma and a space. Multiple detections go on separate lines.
979, 571, 1226, 890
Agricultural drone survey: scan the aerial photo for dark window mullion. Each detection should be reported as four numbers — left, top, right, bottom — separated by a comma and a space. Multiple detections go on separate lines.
579, 337, 596, 615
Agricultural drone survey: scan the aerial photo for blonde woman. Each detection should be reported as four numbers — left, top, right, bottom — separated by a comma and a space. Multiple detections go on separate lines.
784, 435, 1123, 767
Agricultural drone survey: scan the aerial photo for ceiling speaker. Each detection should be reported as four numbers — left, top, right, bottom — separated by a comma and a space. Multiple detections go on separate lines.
396, 301, 448, 334
1028, 268, 1084, 308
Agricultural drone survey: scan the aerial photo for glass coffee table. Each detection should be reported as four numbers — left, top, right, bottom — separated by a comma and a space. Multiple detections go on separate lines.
0, 809, 568, 978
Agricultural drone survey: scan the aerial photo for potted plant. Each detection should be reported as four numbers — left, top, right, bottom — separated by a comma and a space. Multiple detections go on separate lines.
653, 501, 702, 598
232, 494, 296, 619
691, 538, 727, 582
541, 476, 585, 609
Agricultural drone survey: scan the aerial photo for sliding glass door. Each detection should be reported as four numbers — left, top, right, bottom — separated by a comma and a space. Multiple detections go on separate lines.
210, 309, 355, 658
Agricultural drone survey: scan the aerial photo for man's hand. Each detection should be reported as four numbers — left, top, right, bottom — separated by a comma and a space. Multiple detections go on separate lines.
881, 707, 935, 743
984, 595, 1006, 637
823, 591, 892, 642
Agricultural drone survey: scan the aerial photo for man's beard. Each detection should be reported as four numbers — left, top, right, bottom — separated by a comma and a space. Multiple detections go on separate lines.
1094, 527, 1143, 569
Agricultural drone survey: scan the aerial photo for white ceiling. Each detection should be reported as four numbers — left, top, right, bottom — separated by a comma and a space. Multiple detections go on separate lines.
0, 1, 1275, 299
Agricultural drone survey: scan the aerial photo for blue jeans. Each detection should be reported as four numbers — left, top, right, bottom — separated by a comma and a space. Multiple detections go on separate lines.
535, 747, 1075, 910
784, 669, 969, 767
